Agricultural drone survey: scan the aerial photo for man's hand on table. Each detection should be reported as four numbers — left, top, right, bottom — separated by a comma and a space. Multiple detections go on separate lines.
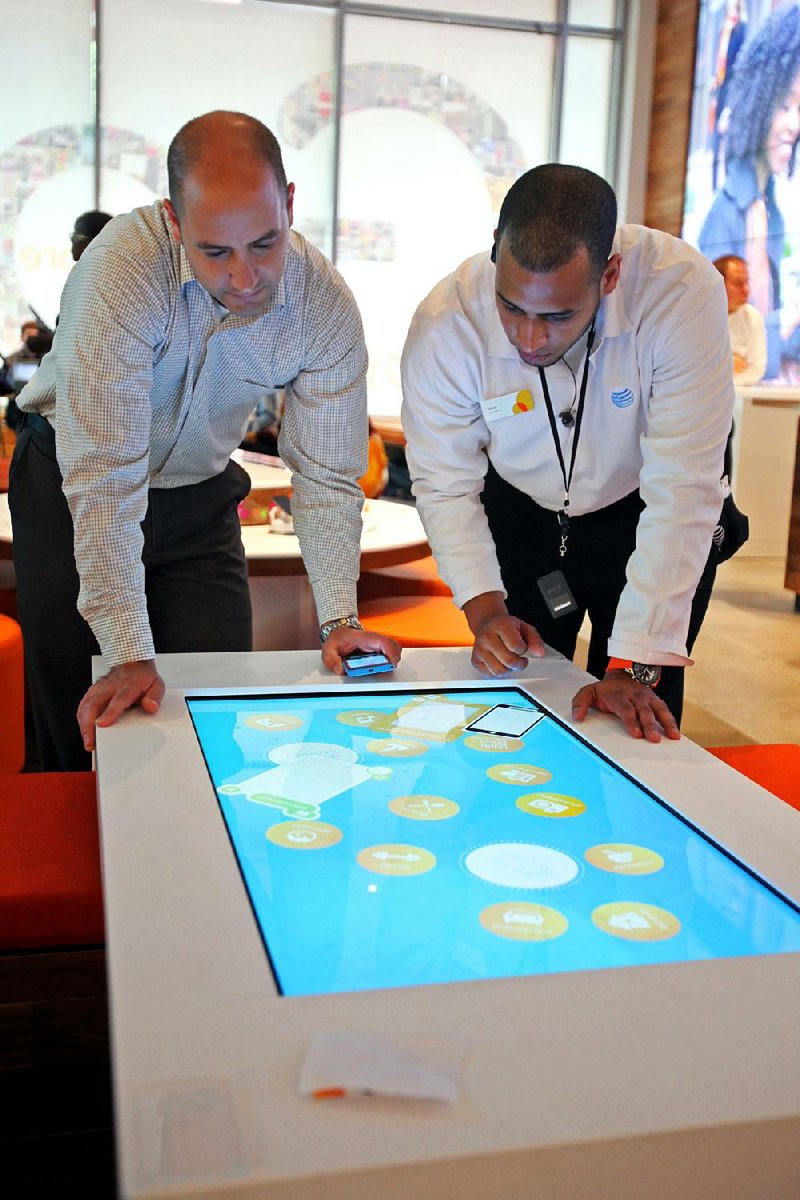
77, 659, 165, 752
464, 592, 546, 676
321, 627, 402, 675
571, 671, 680, 743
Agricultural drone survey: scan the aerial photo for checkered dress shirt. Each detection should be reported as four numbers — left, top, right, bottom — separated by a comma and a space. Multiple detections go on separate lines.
19, 203, 368, 665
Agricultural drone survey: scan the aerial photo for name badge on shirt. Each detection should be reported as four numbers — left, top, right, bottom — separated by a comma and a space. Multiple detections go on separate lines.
480, 389, 535, 423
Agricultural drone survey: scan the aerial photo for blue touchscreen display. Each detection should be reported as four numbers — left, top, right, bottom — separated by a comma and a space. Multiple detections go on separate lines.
186, 687, 800, 996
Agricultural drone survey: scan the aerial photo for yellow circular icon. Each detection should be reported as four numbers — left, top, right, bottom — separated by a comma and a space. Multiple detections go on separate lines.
367, 738, 428, 758
480, 902, 568, 941
388, 795, 460, 821
592, 901, 681, 941
244, 713, 304, 731
336, 710, 387, 729
512, 388, 535, 414
266, 821, 343, 850
585, 844, 664, 875
463, 734, 525, 753
516, 791, 586, 818
357, 844, 436, 876
487, 763, 552, 786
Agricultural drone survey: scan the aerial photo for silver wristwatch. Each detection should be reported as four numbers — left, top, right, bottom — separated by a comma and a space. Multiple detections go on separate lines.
319, 614, 363, 643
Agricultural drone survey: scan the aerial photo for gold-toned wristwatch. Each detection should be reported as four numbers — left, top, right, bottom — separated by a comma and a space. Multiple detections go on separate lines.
319, 614, 363, 643
607, 657, 662, 688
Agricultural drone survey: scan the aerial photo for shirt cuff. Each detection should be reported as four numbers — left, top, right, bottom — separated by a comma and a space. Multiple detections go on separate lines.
449, 568, 507, 612
607, 630, 692, 669
90, 611, 156, 668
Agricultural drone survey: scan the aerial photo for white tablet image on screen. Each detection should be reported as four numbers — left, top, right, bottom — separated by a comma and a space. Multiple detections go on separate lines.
464, 704, 545, 739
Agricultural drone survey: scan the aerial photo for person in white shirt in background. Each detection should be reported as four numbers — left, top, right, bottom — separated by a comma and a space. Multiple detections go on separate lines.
402, 164, 734, 743
713, 254, 767, 386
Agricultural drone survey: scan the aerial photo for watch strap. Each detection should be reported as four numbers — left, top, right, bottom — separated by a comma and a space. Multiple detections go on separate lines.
607, 657, 661, 688
319, 614, 363, 643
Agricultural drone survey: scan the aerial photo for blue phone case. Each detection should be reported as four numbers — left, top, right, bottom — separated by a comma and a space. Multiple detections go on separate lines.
343, 654, 394, 677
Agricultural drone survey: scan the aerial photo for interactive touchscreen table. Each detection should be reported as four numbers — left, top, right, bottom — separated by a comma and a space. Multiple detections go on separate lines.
187, 685, 800, 998
95, 650, 800, 1200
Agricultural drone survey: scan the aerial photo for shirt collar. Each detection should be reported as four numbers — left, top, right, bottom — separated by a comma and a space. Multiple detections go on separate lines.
597, 234, 630, 342
178, 244, 196, 290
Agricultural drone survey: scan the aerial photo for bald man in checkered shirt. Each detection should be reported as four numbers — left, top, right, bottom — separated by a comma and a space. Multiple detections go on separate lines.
11, 111, 399, 770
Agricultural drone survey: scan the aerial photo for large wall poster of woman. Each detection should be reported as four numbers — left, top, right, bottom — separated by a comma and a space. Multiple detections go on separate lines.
684, 1, 800, 382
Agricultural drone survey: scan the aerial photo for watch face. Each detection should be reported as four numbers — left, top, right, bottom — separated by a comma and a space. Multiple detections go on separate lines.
632, 663, 661, 687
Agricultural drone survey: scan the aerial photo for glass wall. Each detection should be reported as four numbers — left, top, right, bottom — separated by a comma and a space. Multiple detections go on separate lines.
2, 0, 626, 414
1, 0, 93, 345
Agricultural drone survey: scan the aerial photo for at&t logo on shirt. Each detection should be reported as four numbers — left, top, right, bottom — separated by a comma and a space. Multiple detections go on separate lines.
610, 387, 635, 409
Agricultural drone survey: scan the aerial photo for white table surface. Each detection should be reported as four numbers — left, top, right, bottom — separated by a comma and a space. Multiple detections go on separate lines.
231, 449, 293, 494
0, 481, 430, 650
241, 497, 427, 575
94, 647, 800, 1200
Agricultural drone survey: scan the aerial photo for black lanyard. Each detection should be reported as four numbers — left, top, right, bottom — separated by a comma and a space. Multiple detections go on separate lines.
537, 317, 596, 557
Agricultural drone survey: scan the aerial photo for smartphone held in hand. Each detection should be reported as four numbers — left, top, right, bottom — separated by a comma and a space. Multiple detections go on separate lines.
342, 650, 395, 677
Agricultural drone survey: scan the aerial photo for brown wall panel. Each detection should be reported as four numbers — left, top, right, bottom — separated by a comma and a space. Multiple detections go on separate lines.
645, 0, 700, 235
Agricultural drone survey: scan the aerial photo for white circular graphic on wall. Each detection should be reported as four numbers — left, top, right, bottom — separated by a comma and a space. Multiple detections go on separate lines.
464, 842, 580, 890
14, 166, 157, 327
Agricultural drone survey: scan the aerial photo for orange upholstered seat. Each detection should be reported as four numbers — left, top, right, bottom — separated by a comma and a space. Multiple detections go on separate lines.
358, 554, 452, 602
0, 772, 104, 950
707, 744, 800, 812
0, 612, 24, 773
359, 595, 472, 648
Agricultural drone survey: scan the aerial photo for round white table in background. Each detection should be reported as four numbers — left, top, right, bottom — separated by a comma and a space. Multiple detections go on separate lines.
0, 487, 429, 649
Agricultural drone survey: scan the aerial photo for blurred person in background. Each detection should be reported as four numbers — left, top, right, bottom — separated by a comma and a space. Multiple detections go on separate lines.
713, 253, 767, 385
70, 209, 113, 262
0, 320, 52, 431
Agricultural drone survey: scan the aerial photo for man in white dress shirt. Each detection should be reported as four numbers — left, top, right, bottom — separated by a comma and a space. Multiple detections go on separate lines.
402, 165, 734, 742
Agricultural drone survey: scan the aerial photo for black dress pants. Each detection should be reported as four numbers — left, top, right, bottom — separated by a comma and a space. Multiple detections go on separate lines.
9, 418, 253, 771
480, 464, 718, 726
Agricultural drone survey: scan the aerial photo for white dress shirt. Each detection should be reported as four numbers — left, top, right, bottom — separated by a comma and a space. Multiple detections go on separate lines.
18, 203, 368, 665
728, 302, 767, 386
401, 224, 735, 666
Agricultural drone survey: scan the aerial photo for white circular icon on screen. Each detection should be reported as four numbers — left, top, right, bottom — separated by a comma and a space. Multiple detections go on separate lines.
464, 842, 580, 889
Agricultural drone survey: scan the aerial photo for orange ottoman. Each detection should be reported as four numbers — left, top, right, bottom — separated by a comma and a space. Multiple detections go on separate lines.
707, 744, 800, 812
359, 595, 472, 648
0, 612, 24, 773
358, 554, 452, 602
0, 772, 104, 950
